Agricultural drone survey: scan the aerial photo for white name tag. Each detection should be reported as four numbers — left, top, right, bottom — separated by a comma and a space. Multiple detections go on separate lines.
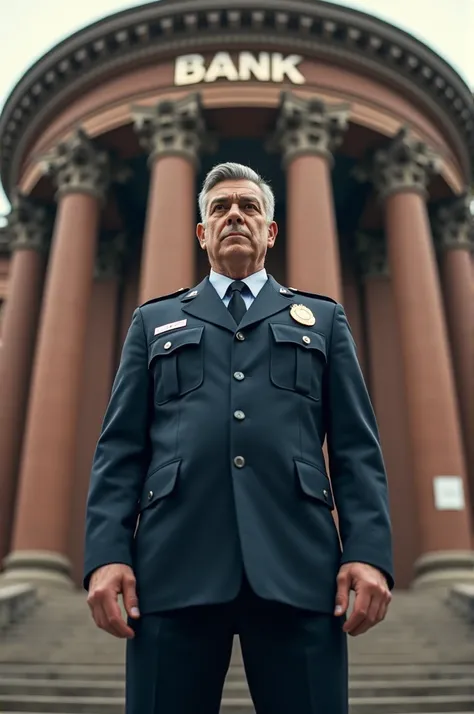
154, 319, 187, 336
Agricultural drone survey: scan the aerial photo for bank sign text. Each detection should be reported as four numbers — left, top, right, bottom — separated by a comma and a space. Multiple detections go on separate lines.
174, 52, 306, 86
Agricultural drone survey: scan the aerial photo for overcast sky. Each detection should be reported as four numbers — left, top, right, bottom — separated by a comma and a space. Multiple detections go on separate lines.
0, 0, 472, 218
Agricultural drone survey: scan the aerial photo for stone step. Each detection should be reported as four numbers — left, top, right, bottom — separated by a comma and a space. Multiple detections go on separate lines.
4, 641, 471, 654
347, 654, 474, 664
4, 623, 469, 636
3, 649, 473, 666
2, 622, 472, 638
219, 699, 474, 714
1, 662, 473, 681
1, 694, 474, 713
349, 696, 474, 713
2, 653, 472, 667
1, 676, 474, 698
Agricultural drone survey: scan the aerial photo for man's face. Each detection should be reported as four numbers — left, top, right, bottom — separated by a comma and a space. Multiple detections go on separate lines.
196, 179, 278, 278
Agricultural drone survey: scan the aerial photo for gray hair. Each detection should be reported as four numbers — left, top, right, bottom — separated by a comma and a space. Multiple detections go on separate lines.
198, 162, 275, 223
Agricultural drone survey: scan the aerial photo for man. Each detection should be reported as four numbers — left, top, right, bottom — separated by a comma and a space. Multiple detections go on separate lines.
84, 162, 393, 714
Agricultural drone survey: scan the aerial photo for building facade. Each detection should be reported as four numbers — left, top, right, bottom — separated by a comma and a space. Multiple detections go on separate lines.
0, 0, 473, 591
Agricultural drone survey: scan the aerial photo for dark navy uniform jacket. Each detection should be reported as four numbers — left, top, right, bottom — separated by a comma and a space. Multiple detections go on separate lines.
84, 274, 394, 614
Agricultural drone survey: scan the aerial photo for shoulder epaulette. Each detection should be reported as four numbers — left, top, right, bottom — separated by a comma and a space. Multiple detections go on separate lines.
139, 287, 189, 308
288, 287, 338, 304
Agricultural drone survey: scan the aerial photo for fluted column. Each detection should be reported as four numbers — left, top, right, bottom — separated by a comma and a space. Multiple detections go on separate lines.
268, 92, 349, 301
3, 130, 112, 587
433, 196, 474, 510
133, 94, 214, 303
0, 195, 51, 566
369, 128, 473, 587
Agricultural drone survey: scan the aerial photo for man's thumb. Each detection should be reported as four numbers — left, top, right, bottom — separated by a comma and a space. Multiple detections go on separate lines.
334, 571, 350, 616
122, 574, 140, 619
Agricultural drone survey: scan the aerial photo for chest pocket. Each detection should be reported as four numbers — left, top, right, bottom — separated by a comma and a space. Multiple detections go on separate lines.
148, 326, 204, 405
270, 323, 327, 401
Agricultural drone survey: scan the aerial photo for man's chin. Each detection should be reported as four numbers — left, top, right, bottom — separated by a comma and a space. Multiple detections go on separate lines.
220, 243, 252, 256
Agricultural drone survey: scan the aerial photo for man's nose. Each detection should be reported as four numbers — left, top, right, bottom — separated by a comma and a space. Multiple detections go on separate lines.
226, 205, 244, 224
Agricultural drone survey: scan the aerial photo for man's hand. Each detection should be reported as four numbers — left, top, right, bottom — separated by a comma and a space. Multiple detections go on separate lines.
87, 564, 140, 639
334, 562, 391, 637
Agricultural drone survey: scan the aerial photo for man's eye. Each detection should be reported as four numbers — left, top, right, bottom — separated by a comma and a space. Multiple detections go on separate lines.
213, 204, 225, 212
245, 203, 257, 210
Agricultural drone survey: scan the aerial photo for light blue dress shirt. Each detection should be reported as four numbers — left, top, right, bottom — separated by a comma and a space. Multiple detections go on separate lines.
209, 268, 268, 310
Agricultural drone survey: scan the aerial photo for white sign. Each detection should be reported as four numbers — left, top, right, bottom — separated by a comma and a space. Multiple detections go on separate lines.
174, 51, 306, 87
433, 476, 465, 510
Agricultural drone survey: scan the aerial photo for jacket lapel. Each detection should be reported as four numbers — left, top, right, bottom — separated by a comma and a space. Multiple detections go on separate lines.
239, 275, 295, 330
180, 275, 295, 333
180, 277, 236, 333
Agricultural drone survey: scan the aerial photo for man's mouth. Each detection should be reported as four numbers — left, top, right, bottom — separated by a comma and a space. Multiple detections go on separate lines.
222, 232, 249, 240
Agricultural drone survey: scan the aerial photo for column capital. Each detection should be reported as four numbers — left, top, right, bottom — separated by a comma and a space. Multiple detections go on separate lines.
6, 192, 51, 253
359, 127, 442, 200
357, 231, 389, 279
432, 193, 474, 252
267, 91, 350, 167
94, 232, 127, 280
132, 93, 216, 168
40, 129, 126, 202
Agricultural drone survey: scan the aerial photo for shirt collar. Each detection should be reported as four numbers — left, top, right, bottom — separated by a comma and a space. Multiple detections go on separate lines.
209, 268, 268, 299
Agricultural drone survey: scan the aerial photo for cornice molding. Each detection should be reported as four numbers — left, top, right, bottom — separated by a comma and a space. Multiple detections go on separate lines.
1, 0, 473, 198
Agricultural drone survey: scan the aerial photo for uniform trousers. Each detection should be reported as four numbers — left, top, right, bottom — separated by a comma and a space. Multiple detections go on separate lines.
126, 574, 348, 714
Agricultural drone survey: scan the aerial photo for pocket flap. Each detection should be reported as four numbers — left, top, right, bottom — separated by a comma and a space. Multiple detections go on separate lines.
270, 324, 327, 358
140, 459, 181, 510
149, 326, 204, 364
295, 459, 334, 509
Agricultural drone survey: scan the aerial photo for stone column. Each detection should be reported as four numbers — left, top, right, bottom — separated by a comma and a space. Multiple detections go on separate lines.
2, 129, 112, 587
369, 128, 473, 587
133, 94, 214, 303
69, 232, 125, 586
358, 231, 420, 588
433, 196, 474, 509
0, 195, 51, 566
268, 92, 349, 301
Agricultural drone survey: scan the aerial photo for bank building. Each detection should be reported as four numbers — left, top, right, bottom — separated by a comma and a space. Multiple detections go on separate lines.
0, 0, 473, 599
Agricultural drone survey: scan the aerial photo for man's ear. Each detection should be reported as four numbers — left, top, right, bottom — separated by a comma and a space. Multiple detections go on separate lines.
196, 223, 206, 250
267, 221, 278, 248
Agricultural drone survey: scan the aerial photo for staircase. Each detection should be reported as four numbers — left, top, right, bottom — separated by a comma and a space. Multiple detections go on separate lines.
0, 587, 473, 713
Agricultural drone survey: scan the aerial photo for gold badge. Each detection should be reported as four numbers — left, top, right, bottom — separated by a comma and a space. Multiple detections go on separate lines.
290, 304, 316, 326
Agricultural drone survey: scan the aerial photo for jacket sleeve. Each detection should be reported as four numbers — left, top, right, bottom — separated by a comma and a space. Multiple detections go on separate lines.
83, 308, 151, 590
324, 303, 394, 589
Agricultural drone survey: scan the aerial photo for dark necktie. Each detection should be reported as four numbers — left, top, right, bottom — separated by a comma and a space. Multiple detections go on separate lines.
227, 280, 247, 325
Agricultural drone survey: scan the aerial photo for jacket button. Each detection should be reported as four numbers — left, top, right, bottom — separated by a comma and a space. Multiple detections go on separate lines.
236, 332, 245, 341
323, 489, 329, 499
234, 456, 245, 468
234, 410, 245, 420
164, 341, 172, 350
302, 336, 311, 345
234, 371, 245, 381
148, 490, 154, 500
